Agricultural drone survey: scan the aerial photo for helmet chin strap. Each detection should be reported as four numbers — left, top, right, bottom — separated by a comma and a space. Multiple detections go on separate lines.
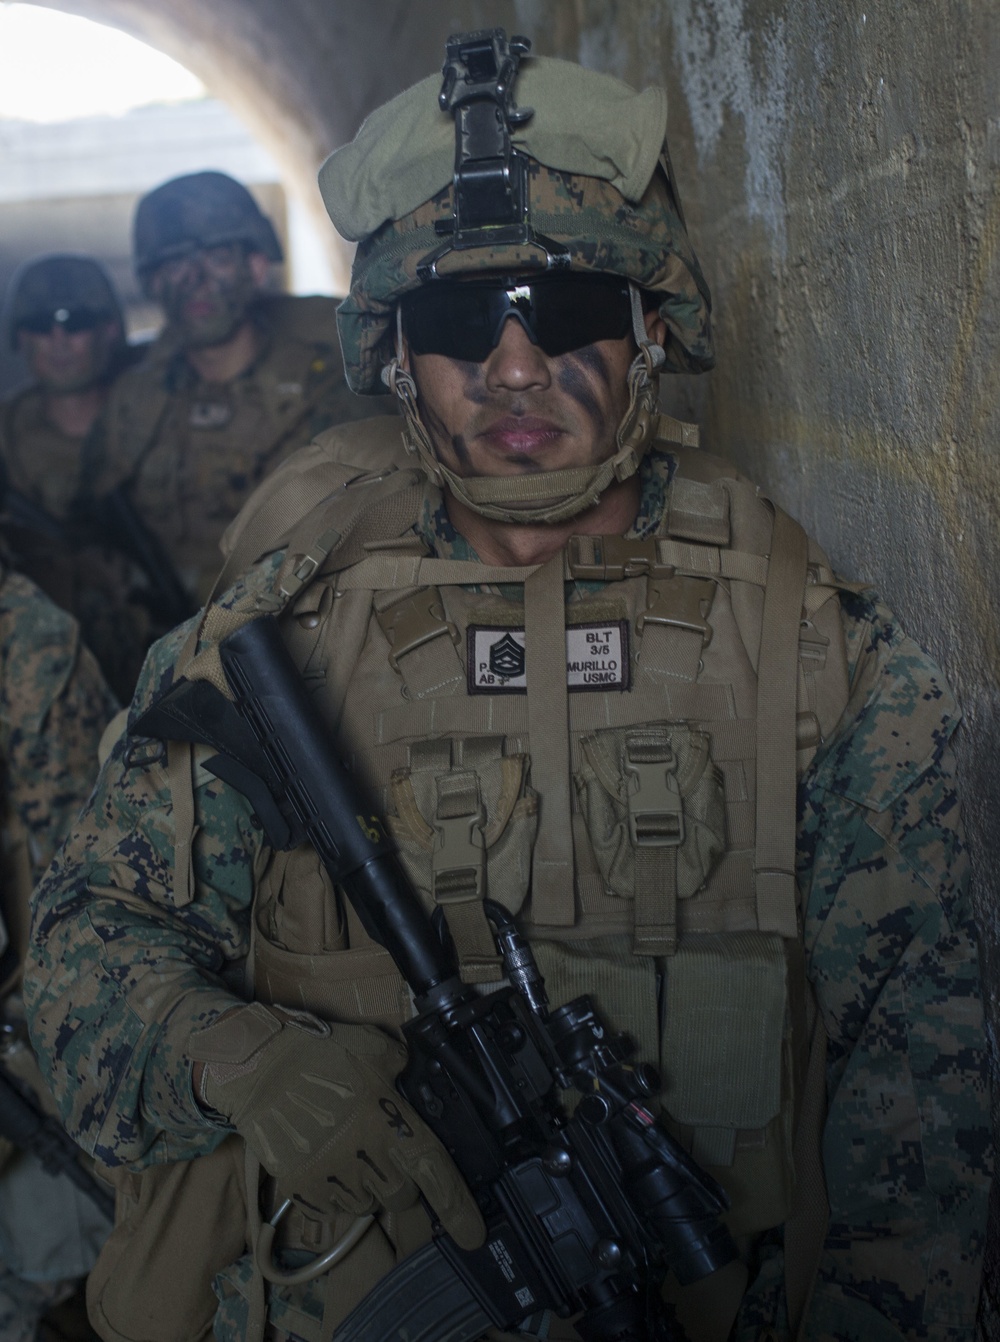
382, 283, 665, 526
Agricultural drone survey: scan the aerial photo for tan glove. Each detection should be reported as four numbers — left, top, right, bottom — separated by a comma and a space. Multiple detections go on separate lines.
191, 1002, 485, 1250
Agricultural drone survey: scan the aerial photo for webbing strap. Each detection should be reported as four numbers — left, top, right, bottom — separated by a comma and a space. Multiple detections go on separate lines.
167, 477, 425, 907
243, 1148, 268, 1342
524, 554, 575, 926
167, 741, 198, 907
754, 508, 808, 937
335, 547, 768, 592
655, 412, 701, 448
338, 554, 543, 590
211, 463, 344, 599
566, 535, 769, 586
655, 540, 768, 586
634, 846, 678, 955
785, 1013, 830, 1339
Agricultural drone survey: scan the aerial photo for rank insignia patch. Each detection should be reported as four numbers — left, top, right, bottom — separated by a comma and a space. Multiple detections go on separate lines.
468, 623, 630, 694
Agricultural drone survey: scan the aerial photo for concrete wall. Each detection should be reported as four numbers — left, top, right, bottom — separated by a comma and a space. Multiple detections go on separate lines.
532, 4, 1000, 1325
19, 0, 1000, 1327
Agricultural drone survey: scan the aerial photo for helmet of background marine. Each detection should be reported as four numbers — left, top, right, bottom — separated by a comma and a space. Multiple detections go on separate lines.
5, 253, 123, 352
132, 171, 283, 287
318, 45, 714, 526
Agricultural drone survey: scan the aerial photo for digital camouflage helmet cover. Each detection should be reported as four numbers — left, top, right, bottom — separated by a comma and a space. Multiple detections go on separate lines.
319, 30, 714, 524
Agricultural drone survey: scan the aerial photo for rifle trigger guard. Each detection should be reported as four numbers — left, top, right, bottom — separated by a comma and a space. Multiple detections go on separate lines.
254, 1199, 375, 1286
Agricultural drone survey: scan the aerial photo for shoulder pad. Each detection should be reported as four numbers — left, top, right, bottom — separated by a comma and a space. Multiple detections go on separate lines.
668, 445, 741, 484
309, 416, 409, 473
219, 416, 411, 564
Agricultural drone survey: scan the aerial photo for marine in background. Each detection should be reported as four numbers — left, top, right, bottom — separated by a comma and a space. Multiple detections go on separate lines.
0, 255, 148, 703
89, 170, 394, 611
0, 254, 133, 523
0, 564, 117, 1341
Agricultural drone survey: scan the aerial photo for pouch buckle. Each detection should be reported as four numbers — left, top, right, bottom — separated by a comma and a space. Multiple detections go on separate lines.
432, 812, 486, 903
278, 526, 342, 601
637, 575, 716, 648
625, 746, 685, 848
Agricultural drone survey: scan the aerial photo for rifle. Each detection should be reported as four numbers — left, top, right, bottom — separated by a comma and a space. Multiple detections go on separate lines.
0, 1059, 115, 1221
0, 476, 196, 635
136, 615, 738, 1342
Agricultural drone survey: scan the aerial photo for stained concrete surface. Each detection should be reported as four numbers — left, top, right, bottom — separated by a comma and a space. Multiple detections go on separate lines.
16, 0, 1000, 1330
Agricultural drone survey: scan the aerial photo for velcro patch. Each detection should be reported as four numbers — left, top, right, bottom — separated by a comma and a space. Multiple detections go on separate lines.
467, 622, 630, 694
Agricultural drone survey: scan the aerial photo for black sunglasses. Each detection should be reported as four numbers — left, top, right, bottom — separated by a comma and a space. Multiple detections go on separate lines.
17, 307, 110, 336
401, 274, 633, 362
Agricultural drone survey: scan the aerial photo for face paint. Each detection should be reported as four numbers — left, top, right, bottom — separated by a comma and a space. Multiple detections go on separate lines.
557, 348, 610, 454
148, 244, 260, 350
405, 319, 635, 483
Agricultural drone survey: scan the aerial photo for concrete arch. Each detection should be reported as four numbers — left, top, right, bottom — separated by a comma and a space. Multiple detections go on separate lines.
18, 1, 526, 282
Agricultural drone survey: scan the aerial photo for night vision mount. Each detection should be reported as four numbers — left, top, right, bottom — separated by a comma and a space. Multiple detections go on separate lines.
419, 28, 571, 279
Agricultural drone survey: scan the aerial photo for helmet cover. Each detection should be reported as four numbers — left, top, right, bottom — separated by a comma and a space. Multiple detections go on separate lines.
5, 253, 122, 350
133, 171, 283, 280
320, 55, 713, 393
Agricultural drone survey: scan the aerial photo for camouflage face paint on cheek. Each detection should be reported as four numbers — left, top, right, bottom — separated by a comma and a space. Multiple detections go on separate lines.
557, 345, 610, 441
450, 434, 472, 469
459, 359, 490, 405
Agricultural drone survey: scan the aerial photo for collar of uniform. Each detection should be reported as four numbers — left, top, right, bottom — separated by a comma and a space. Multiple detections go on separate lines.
417, 447, 679, 566
161, 298, 274, 394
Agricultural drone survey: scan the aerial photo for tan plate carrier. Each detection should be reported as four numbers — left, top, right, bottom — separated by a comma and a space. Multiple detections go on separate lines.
91, 415, 858, 1342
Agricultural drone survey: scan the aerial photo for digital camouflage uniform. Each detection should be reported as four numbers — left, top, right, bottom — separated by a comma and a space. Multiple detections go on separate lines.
23, 435, 991, 1342
23, 47, 992, 1342
0, 566, 117, 1341
89, 295, 393, 607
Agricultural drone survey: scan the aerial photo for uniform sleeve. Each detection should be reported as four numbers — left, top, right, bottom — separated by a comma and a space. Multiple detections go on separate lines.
743, 591, 991, 1341
0, 572, 119, 876
23, 581, 277, 1171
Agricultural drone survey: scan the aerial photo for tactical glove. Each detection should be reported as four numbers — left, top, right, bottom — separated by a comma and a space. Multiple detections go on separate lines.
191, 1002, 484, 1250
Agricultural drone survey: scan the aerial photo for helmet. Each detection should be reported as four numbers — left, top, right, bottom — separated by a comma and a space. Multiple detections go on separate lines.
5, 253, 123, 351
318, 36, 713, 526
133, 171, 283, 282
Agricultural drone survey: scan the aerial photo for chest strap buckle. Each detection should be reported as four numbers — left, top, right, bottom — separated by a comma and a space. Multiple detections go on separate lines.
568, 535, 675, 581
637, 574, 716, 648
377, 588, 460, 673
